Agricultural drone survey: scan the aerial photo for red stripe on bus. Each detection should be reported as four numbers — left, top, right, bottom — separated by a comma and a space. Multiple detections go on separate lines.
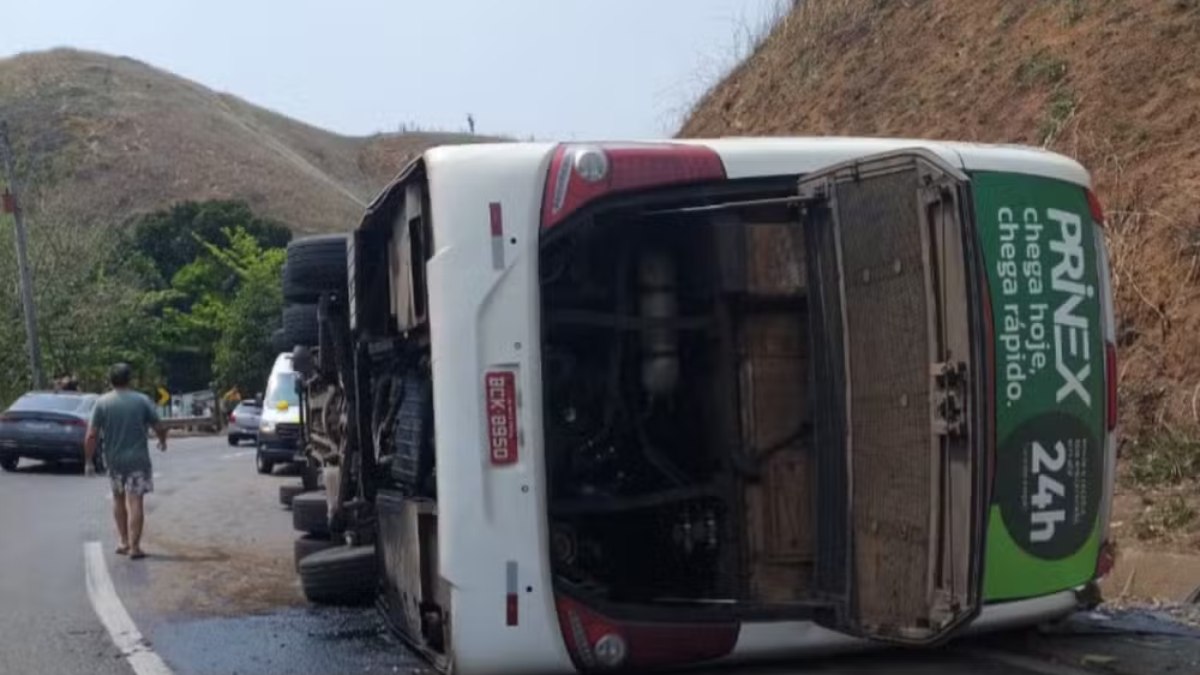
489, 202, 503, 237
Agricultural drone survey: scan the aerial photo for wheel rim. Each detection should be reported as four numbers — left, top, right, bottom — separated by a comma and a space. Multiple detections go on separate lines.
257, 453, 266, 471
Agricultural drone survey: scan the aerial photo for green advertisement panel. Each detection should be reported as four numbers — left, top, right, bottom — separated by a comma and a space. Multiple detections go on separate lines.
972, 172, 1106, 601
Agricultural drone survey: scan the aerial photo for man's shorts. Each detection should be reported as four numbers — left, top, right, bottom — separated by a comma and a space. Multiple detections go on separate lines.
110, 470, 154, 496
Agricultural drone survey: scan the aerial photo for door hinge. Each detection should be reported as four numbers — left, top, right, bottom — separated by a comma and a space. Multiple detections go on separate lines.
932, 361, 968, 437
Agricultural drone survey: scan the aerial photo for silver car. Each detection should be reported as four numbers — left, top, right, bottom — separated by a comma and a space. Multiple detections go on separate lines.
227, 400, 262, 446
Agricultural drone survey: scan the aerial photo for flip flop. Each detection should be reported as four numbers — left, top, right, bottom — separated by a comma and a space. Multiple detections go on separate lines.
115, 546, 130, 556
130, 550, 146, 560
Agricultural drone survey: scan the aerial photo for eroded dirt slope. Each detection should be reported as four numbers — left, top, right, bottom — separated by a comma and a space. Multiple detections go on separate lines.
684, 0, 1200, 439
683, 0, 1200, 556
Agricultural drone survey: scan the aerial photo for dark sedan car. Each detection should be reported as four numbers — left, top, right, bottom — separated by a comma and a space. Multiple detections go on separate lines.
0, 391, 100, 472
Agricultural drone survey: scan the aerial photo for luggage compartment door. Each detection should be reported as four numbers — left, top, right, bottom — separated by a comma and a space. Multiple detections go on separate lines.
801, 150, 987, 645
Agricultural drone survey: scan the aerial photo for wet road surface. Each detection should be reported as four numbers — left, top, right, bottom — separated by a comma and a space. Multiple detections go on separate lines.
2, 435, 1198, 674
148, 607, 422, 675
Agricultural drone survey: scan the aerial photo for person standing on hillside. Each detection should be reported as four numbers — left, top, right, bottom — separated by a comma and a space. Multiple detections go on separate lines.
84, 363, 168, 559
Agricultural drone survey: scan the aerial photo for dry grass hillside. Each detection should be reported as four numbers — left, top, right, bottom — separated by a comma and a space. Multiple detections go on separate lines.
0, 49, 487, 233
683, 0, 1200, 549
685, 0, 1200, 438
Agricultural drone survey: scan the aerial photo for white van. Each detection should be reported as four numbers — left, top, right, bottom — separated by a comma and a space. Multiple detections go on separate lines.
295, 138, 1117, 674
255, 352, 303, 474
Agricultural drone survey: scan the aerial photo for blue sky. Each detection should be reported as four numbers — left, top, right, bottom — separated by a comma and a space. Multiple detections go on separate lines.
1, 0, 783, 139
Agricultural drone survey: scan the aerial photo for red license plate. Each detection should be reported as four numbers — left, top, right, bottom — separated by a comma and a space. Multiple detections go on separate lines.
485, 371, 518, 465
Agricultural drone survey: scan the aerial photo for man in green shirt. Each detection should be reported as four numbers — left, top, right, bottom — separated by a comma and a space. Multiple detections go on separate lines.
85, 363, 168, 559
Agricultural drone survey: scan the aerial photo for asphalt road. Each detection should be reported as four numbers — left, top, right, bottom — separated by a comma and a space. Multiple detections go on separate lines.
0, 436, 420, 675
0, 455, 131, 675
1, 434, 1196, 675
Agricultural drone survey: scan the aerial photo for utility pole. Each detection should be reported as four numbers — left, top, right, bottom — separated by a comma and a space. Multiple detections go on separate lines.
0, 120, 44, 390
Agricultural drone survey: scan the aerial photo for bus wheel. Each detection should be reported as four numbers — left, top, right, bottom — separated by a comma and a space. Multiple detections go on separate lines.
292, 491, 330, 537
279, 483, 308, 508
299, 545, 377, 605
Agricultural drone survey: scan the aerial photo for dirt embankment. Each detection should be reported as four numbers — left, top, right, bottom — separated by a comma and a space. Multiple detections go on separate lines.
684, 0, 1200, 440
683, 0, 1200, 557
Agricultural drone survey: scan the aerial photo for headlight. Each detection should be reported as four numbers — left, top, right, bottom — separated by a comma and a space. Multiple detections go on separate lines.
259, 421, 275, 433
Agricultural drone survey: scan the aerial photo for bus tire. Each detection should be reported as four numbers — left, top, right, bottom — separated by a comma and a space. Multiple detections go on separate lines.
293, 534, 338, 571
279, 483, 308, 508
291, 491, 330, 537
270, 327, 290, 353
283, 303, 320, 347
284, 235, 348, 302
299, 545, 377, 605
301, 463, 322, 491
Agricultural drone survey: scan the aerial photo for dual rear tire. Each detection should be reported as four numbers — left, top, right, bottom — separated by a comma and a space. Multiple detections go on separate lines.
283, 235, 348, 303
281, 236, 376, 607
298, 545, 377, 605
279, 483, 308, 507
281, 235, 348, 348
291, 491, 330, 537
293, 534, 338, 572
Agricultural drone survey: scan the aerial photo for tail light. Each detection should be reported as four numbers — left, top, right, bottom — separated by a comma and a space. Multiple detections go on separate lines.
65, 418, 87, 428
554, 594, 738, 672
1087, 188, 1105, 226
540, 143, 726, 229
1105, 341, 1118, 431
1095, 539, 1116, 579
229, 413, 237, 424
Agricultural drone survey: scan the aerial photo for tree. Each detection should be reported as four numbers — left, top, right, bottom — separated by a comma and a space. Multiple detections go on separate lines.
145, 226, 286, 392
197, 227, 285, 393
124, 200, 293, 392
0, 215, 160, 402
126, 200, 291, 285
0, 199, 291, 407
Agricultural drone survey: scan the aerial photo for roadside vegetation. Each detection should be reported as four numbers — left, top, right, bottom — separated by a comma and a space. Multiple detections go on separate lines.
0, 199, 289, 404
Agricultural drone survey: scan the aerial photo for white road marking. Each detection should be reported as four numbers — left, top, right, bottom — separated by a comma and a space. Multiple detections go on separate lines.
83, 541, 174, 675
220, 450, 253, 460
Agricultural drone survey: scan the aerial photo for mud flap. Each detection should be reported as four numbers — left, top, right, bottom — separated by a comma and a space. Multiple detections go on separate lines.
800, 150, 986, 645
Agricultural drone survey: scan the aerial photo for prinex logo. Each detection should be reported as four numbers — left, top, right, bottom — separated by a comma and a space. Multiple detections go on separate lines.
1048, 208, 1093, 407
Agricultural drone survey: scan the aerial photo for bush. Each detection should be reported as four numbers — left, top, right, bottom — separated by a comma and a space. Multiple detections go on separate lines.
1125, 432, 1200, 488
126, 200, 290, 285
1134, 494, 1197, 540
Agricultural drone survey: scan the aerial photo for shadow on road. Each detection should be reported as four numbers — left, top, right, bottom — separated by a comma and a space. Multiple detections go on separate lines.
268, 463, 303, 477
3, 460, 86, 477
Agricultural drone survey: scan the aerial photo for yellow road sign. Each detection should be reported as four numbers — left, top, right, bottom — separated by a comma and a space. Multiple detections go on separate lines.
157, 387, 170, 406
